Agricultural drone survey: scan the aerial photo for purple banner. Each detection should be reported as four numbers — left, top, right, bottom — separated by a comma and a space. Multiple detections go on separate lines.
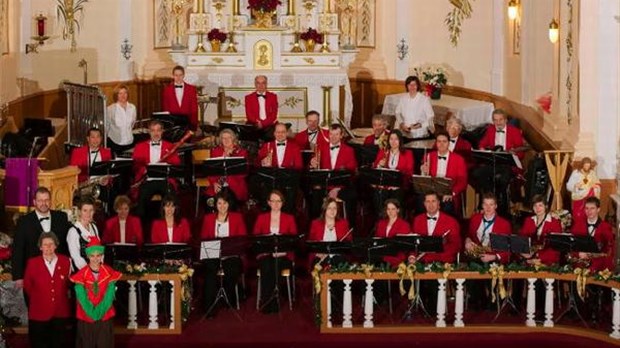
5, 158, 39, 207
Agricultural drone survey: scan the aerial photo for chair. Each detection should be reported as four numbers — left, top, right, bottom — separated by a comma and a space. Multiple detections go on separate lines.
192, 149, 211, 216
256, 266, 295, 311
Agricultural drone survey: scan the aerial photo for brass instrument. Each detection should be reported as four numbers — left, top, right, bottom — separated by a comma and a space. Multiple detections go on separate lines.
377, 131, 389, 150
311, 142, 321, 169
265, 142, 273, 167
465, 244, 492, 259
76, 175, 113, 199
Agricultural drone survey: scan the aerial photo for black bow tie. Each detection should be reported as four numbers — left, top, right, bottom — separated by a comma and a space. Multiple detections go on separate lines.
151, 141, 161, 146
450, 139, 456, 143
330, 145, 339, 151
496, 130, 505, 134
258, 94, 266, 98
308, 130, 318, 135
175, 85, 183, 89
39, 217, 50, 222
90, 150, 99, 154
438, 155, 447, 160
276, 142, 286, 147
483, 218, 495, 225
427, 216, 437, 221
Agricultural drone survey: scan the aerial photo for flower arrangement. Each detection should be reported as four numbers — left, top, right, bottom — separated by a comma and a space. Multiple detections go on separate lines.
300, 27, 324, 44
207, 28, 227, 42
551, 209, 572, 231
247, 0, 282, 12
413, 66, 448, 88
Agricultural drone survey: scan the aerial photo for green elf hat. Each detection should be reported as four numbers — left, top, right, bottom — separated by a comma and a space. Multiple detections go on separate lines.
85, 236, 105, 256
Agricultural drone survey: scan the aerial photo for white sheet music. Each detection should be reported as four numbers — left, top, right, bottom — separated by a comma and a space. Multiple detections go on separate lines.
200, 240, 222, 259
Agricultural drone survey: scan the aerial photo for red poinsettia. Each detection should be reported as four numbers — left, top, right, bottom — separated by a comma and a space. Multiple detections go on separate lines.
300, 28, 324, 44
207, 28, 227, 42
247, 0, 282, 12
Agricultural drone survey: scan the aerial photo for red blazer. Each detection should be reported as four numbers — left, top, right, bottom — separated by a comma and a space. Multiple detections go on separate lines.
467, 213, 512, 263
161, 82, 199, 130
520, 215, 562, 265
150, 218, 192, 244
373, 149, 415, 187
426, 151, 468, 196
363, 131, 390, 146
252, 212, 297, 236
375, 218, 410, 267
257, 140, 303, 170
23, 254, 72, 321
319, 142, 358, 171
69, 146, 113, 183
294, 128, 329, 150
245, 91, 278, 128
205, 146, 249, 201
478, 124, 525, 160
102, 215, 144, 246
570, 218, 615, 272
200, 212, 247, 239
309, 219, 351, 242
411, 212, 461, 263
132, 140, 181, 184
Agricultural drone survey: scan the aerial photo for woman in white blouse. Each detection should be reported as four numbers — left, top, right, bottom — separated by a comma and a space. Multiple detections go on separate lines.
106, 84, 136, 157
395, 76, 435, 139
67, 197, 100, 270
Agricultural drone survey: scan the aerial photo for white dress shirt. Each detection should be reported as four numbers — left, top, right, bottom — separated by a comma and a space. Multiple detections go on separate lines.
67, 221, 100, 270
426, 213, 439, 236
494, 127, 507, 150
476, 215, 495, 247
44, 255, 58, 277
532, 214, 552, 238
436, 151, 449, 178
175, 84, 184, 107
449, 137, 458, 152
149, 143, 162, 164
276, 140, 286, 167
587, 218, 598, 237
329, 143, 340, 169
388, 151, 399, 169
119, 219, 127, 243
35, 212, 52, 233
395, 92, 434, 138
106, 102, 136, 146
216, 220, 230, 238
167, 226, 174, 243
323, 225, 337, 242
308, 129, 319, 147
258, 94, 267, 120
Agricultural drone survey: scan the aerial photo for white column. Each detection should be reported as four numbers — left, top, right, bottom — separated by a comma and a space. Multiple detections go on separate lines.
363, 279, 374, 328
544, 278, 555, 328
611, 288, 620, 339
394, 0, 411, 80
490, 0, 505, 95
148, 280, 159, 329
525, 278, 536, 327
127, 280, 138, 329
327, 279, 332, 328
19, 0, 33, 74
169, 280, 175, 330
118, 0, 134, 80
436, 278, 447, 328
454, 278, 465, 327
342, 279, 353, 328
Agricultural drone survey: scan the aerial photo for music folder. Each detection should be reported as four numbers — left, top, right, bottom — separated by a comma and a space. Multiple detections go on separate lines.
411, 175, 453, 197
143, 243, 193, 260
546, 233, 600, 253
199, 236, 250, 260
490, 234, 531, 254
307, 169, 351, 188
90, 159, 133, 176
360, 167, 403, 187
201, 240, 222, 259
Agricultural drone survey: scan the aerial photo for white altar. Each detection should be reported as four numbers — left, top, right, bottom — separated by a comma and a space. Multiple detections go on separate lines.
168, 0, 359, 132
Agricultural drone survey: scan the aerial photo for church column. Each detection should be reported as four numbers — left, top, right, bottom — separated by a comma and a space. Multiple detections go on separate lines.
490, 0, 505, 95
394, 0, 411, 80
118, 0, 134, 80
19, 0, 33, 76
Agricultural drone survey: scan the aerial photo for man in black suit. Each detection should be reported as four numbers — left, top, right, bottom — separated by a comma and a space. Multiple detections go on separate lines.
11, 187, 71, 288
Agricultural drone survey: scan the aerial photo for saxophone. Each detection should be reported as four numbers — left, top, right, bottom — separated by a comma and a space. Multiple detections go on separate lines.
465, 244, 493, 259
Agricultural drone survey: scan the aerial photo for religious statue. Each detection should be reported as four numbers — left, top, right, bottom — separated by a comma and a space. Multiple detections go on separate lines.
337, 0, 356, 49
566, 157, 601, 221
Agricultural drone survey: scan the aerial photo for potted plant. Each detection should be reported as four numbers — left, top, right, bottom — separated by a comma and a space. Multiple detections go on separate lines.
247, 0, 282, 28
413, 66, 448, 99
207, 28, 227, 52
300, 28, 324, 52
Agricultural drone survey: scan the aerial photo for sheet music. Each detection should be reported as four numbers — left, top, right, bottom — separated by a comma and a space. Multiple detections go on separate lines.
512, 154, 523, 169
109, 242, 137, 246
200, 240, 221, 259
205, 156, 245, 161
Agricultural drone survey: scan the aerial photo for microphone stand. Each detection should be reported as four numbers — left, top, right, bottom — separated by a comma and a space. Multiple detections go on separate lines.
26, 137, 40, 209
401, 238, 430, 321
259, 236, 283, 313
204, 251, 242, 321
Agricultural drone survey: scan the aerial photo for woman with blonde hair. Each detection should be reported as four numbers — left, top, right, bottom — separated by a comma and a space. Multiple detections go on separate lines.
106, 84, 136, 157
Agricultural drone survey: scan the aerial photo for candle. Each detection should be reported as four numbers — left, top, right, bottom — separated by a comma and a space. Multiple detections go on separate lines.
197, 0, 204, 13
288, 0, 295, 16
36, 15, 46, 37
233, 0, 239, 15
324, 0, 331, 13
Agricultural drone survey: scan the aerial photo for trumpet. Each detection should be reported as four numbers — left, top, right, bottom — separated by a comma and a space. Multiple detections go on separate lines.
265, 142, 273, 167
311, 143, 321, 169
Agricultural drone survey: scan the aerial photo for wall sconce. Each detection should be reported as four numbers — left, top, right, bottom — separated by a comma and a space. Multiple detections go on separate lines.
548, 19, 559, 43
507, 0, 518, 20
25, 14, 50, 54
396, 38, 409, 61
121, 39, 133, 60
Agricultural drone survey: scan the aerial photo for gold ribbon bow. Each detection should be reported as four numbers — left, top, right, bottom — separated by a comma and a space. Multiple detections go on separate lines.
396, 263, 416, 300
360, 264, 374, 278
598, 268, 612, 281
311, 263, 323, 294
574, 267, 590, 299
442, 263, 453, 279
489, 264, 506, 303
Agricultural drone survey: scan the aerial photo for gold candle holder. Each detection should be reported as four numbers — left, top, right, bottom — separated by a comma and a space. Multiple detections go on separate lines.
233, 0, 240, 15
322, 85, 332, 127
320, 33, 330, 52
196, 0, 204, 13
288, 0, 296, 15
226, 31, 238, 52
291, 32, 303, 52
195, 31, 207, 52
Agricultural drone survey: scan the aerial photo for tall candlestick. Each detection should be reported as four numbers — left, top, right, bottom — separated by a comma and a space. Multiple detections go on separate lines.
324, 0, 331, 14
288, 0, 295, 16
197, 0, 204, 13
233, 0, 240, 15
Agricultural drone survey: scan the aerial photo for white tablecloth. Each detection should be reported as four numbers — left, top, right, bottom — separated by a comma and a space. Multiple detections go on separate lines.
381, 93, 494, 130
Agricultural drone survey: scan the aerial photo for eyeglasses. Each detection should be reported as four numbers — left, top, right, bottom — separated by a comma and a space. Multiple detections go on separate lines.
269, 199, 283, 203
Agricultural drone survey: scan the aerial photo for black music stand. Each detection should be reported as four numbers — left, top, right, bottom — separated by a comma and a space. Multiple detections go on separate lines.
252, 234, 301, 312
362, 167, 403, 191
301, 150, 314, 168
146, 164, 186, 192
411, 175, 453, 196
308, 169, 351, 196
393, 234, 445, 320
256, 167, 300, 212
472, 150, 518, 195
200, 236, 250, 320
105, 243, 138, 265
218, 122, 261, 142
152, 112, 189, 129
202, 157, 247, 197
142, 243, 193, 261
350, 143, 379, 168
306, 241, 352, 266
90, 159, 133, 211
547, 233, 599, 327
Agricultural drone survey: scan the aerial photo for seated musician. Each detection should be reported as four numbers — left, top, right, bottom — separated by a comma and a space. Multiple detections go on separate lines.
464, 193, 511, 264
445, 117, 472, 163
69, 127, 112, 184
102, 195, 143, 246
67, 197, 101, 271
205, 129, 249, 206
374, 199, 410, 267
132, 119, 181, 218
245, 75, 278, 130
569, 197, 615, 272
161, 65, 198, 131
371, 130, 414, 210
519, 195, 562, 266
395, 75, 435, 140
293, 110, 329, 151
420, 132, 468, 216
310, 124, 358, 223
472, 109, 525, 215
364, 115, 390, 146
150, 195, 191, 244
252, 190, 297, 314
200, 192, 246, 316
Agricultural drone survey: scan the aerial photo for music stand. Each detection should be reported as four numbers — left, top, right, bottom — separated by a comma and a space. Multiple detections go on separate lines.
152, 112, 189, 129
307, 169, 351, 197
90, 159, 134, 211
218, 122, 261, 142
202, 157, 247, 193
306, 241, 352, 266
142, 243, 193, 261
349, 143, 379, 168
472, 150, 519, 195
256, 167, 300, 212
301, 150, 314, 168
252, 234, 301, 312
411, 175, 453, 197
105, 243, 138, 265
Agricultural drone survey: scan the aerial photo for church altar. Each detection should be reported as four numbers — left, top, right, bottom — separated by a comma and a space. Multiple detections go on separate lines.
168, 0, 359, 131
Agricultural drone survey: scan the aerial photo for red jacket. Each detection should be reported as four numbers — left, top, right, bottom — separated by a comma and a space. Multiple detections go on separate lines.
205, 146, 249, 201
467, 213, 512, 263
150, 218, 192, 244
257, 140, 303, 170
570, 218, 615, 272
161, 82, 199, 131
70, 264, 122, 323
375, 218, 410, 267
253, 212, 297, 236
520, 215, 562, 265
411, 212, 461, 263
294, 128, 329, 150
425, 151, 468, 197
478, 124, 525, 160
131, 140, 181, 185
309, 219, 351, 241
245, 91, 278, 128
69, 145, 112, 183
363, 131, 390, 146
103, 215, 144, 246
23, 254, 72, 321
319, 142, 358, 171
200, 212, 247, 239
372, 149, 415, 187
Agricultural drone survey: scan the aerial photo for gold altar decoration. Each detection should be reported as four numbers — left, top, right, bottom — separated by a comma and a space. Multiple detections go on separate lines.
321, 85, 332, 127
304, 39, 316, 52
254, 40, 273, 70
252, 10, 275, 28
210, 39, 221, 52
445, 0, 474, 47
56, 0, 89, 52
225, 31, 237, 52
195, 31, 206, 52
170, 0, 193, 49
544, 150, 573, 211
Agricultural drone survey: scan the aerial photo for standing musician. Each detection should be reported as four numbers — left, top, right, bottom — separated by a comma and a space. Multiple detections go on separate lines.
310, 124, 358, 223
570, 196, 615, 272
519, 195, 562, 266
371, 130, 414, 211
294, 110, 329, 151
150, 195, 192, 244
464, 193, 511, 264
395, 75, 435, 140
364, 115, 390, 146
200, 192, 246, 315
102, 195, 144, 246
66, 197, 100, 271
132, 119, 182, 218
245, 75, 278, 130
69, 127, 112, 185
161, 65, 199, 131
206, 129, 249, 205
420, 132, 468, 216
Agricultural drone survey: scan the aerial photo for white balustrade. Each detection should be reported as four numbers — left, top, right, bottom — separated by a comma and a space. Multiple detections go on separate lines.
327, 279, 332, 328
525, 278, 536, 327
148, 280, 159, 329
363, 279, 375, 328
544, 278, 555, 328
127, 280, 138, 329
436, 278, 447, 328
342, 279, 353, 328
169, 280, 175, 330
454, 278, 465, 327
611, 289, 620, 339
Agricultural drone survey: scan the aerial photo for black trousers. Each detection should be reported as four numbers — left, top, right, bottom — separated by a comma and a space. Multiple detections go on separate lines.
107, 137, 134, 158
29, 318, 71, 348
258, 256, 292, 313
76, 319, 114, 348
203, 256, 243, 311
